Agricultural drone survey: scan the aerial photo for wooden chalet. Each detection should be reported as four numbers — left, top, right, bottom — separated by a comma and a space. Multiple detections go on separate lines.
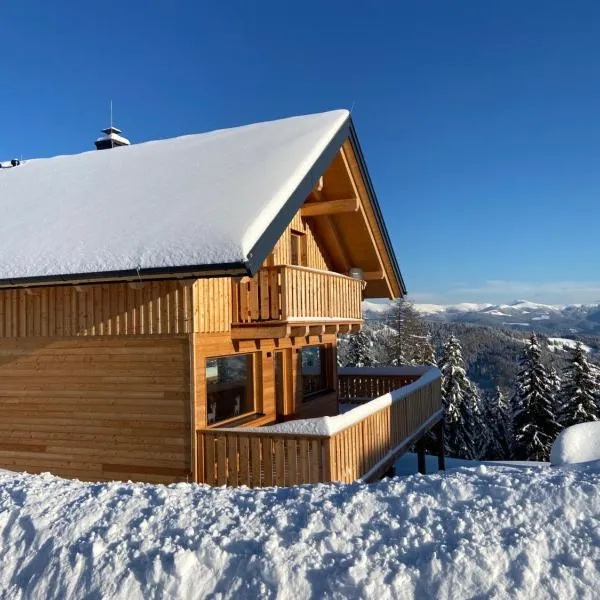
0, 110, 443, 485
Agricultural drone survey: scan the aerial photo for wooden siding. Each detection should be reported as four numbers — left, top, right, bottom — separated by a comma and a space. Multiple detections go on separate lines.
197, 367, 442, 486
232, 265, 362, 324
0, 278, 231, 338
194, 277, 232, 333
271, 212, 331, 270
0, 336, 192, 483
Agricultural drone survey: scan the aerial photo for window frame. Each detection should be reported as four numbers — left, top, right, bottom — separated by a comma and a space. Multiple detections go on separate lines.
290, 229, 307, 266
205, 352, 260, 427
300, 344, 333, 401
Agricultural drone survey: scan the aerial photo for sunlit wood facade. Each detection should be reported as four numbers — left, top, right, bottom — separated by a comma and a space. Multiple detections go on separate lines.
0, 127, 419, 484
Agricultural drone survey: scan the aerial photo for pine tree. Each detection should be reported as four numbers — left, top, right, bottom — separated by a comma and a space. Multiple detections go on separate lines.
549, 365, 564, 424
560, 342, 600, 426
440, 335, 485, 459
386, 299, 430, 366
345, 330, 376, 368
512, 334, 560, 461
483, 386, 513, 459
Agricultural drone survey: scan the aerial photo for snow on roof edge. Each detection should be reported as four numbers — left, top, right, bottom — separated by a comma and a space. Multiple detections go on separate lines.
241, 109, 350, 272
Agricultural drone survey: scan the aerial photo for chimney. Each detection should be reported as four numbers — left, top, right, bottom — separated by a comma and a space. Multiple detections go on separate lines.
94, 126, 131, 150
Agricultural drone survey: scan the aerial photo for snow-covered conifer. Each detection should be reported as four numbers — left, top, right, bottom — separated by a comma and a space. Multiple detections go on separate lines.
484, 386, 513, 459
560, 342, 600, 427
512, 334, 560, 461
440, 335, 485, 459
345, 330, 376, 368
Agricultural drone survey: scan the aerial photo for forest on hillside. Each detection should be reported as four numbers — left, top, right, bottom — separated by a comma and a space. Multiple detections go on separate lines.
338, 300, 600, 462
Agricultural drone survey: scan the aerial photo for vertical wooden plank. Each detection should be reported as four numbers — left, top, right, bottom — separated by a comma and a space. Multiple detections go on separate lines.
280, 269, 288, 321
239, 280, 249, 323
231, 279, 240, 325
269, 269, 279, 320
205, 435, 216, 486
260, 269, 270, 320
3, 291, 9, 338
152, 281, 161, 335
324, 438, 333, 482
275, 439, 285, 486
217, 437, 227, 486
227, 435, 239, 486
251, 437, 262, 487
0, 292, 5, 338
310, 440, 321, 484
262, 438, 273, 486
239, 436, 250, 486
286, 439, 297, 485
299, 440, 309, 484
18, 291, 26, 337
39, 289, 48, 336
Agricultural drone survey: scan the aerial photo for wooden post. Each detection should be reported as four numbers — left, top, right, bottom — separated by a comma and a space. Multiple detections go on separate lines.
416, 437, 426, 475
436, 422, 446, 471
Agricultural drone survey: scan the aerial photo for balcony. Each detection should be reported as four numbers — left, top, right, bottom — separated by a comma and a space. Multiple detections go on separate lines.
197, 366, 443, 487
231, 265, 363, 339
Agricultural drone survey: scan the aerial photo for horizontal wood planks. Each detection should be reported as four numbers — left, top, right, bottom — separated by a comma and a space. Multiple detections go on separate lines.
0, 336, 192, 483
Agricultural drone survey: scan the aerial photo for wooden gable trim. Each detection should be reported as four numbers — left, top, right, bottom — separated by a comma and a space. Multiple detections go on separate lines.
243, 118, 351, 275
345, 123, 406, 296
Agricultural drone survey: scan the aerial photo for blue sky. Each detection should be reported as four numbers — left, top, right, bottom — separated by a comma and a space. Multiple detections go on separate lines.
1, 1, 599, 305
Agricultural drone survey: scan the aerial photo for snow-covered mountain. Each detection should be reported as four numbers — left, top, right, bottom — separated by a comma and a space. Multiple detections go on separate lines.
363, 299, 600, 335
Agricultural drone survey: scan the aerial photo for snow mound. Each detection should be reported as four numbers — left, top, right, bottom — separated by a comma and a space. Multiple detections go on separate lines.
1, 465, 600, 599
550, 421, 600, 465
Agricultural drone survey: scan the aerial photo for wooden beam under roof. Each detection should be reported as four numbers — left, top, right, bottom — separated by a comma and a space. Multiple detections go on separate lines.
317, 215, 350, 273
300, 197, 359, 217
339, 146, 392, 296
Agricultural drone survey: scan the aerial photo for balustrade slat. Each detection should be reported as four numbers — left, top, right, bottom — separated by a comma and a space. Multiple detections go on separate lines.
263, 438, 274, 486
251, 437, 262, 487
227, 435, 238, 486
239, 437, 250, 485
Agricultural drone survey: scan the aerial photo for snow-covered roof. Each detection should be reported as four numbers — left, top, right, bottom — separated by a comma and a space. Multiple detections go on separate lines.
0, 110, 350, 285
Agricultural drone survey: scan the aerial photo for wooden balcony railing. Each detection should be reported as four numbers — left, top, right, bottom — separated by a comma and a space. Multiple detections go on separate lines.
338, 367, 427, 403
232, 265, 363, 325
197, 366, 442, 487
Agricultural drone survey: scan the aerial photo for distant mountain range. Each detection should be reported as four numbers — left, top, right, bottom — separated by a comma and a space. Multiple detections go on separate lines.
363, 299, 600, 336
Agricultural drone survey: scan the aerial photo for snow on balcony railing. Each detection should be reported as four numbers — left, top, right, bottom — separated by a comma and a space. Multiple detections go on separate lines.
197, 366, 442, 486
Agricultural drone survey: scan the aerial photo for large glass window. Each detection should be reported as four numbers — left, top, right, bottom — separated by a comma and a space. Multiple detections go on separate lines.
301, 345, 329, 398
206, 354, 254, 425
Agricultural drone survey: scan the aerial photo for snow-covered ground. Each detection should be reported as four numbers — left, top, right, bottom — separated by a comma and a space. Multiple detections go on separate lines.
548, 337, 592, 353
1, 462, 600, 599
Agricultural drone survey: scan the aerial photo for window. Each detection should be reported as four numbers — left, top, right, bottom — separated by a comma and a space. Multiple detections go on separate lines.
290, 231, 306, 266
206, 354, 254, 425
300, 345, 330, 399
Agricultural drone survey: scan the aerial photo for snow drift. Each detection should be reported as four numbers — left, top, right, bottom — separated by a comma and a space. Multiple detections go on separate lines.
1, 463, 600, 599
550, 421, 600, 466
